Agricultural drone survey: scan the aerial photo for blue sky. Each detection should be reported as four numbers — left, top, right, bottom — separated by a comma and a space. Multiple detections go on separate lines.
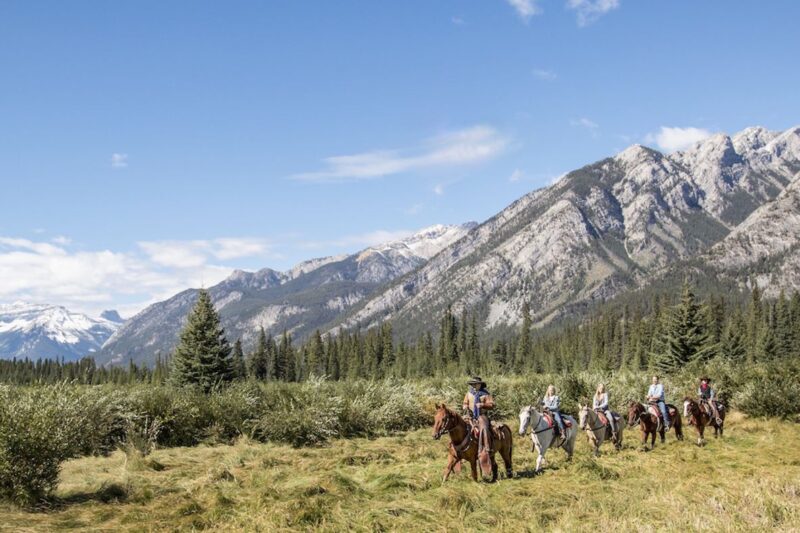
1, 1, 799, 316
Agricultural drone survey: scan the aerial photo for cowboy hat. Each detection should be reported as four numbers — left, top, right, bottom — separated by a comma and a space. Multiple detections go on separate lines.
467, 376, 486, 387
700, 376, 711, 383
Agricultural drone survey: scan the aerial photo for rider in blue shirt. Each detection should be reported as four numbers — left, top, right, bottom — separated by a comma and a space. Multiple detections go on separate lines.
646, 375, 670, 430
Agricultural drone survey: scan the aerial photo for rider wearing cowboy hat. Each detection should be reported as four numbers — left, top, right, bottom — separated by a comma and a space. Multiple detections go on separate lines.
698, 376, 722, 424
462, 377, 495, 454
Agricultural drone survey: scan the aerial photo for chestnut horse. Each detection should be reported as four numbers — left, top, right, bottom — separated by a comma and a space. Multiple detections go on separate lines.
626, 401, 683, 450
683, 397, 725, 446
432, 404, 513, 482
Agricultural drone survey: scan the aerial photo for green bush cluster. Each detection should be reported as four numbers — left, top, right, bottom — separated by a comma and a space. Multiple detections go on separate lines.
2, 363, 799, 505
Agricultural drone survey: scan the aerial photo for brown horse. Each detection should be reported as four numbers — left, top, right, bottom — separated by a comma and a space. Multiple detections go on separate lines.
432, 404, 513, 482
627, 401, 683, 450
683, 397, 725, 446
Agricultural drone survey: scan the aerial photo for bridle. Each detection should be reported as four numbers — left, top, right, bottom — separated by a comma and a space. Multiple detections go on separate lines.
434, 410, 456, 439
581, 407, 607, 432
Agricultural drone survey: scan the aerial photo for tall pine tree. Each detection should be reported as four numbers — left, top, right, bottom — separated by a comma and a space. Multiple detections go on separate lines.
170, 289, 234, 392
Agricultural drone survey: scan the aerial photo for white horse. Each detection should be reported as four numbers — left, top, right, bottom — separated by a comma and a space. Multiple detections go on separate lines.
578, 404, 624, 456
518, 405, 577, 473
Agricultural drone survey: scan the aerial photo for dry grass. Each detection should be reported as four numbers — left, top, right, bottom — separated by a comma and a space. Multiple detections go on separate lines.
1, 412, 799, 532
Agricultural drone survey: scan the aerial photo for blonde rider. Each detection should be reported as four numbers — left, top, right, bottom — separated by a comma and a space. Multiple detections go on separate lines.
542, 385, 566, 436
593, 383, 617, 440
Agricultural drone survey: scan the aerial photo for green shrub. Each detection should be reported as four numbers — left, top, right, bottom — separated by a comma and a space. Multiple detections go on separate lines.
0, 384, 121, 505
734, 363, 800, 419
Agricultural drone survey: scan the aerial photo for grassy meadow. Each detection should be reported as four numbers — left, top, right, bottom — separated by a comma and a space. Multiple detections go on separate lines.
1, 411, 798, 532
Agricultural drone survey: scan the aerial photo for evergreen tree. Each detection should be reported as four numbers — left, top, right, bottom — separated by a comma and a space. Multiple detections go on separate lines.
515, 302, 532, 371
232, 339, 247, 379
169, 289, 234, 392
652, 282, 712, 371
249, 328, 269, 380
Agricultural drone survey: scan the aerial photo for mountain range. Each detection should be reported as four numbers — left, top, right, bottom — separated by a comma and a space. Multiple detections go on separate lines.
0, 302, 123, 361
98, 224, 475, 365
3, 125, 799, 365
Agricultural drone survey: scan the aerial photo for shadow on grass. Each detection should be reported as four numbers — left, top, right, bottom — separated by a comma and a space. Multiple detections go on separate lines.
36, 482, 129, 511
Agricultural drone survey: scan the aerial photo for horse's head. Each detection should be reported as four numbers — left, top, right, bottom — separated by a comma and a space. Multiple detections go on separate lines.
518, 405, 533, 436
578, 403, 590, 430
432, 403, 453, 440
683, 397, 695, 419
627, 401, 642, 427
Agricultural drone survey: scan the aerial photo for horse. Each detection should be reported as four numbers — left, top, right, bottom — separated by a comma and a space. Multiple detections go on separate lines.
432, 403, 513, 482
683, 397, 725, 446
518, 405, 577, 474
626, 401, 683, 450
578, 404, 624, 456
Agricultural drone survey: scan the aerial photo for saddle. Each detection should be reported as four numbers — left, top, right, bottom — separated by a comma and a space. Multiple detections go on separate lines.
597, 411, 609, 426
647, 404, 661, 419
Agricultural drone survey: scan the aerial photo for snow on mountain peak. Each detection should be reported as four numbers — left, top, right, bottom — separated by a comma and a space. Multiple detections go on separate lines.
0, 302, 122, 360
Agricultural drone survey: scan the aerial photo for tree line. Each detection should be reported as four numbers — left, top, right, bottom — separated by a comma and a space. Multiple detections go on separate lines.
1, 282, 798, 388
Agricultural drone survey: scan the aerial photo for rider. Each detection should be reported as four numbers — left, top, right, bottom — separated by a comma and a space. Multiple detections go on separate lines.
698, 376, 722, 425
646, 375, 670, 431
593, 383, 617, 440
462, 377, 495, 454
542, 385, 566, 437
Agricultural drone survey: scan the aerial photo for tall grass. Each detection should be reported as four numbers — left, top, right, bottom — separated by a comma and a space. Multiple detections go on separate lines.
1, 413, 798, 531
1, 360, 798, 504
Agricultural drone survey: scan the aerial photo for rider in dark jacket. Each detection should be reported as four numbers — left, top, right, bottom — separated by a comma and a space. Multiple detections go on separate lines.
462, 377, 494, 454
698, 377, 722, 424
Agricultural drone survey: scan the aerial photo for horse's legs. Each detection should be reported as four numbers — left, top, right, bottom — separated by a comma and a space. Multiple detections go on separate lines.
640, 429, 647, 450
659, 428, 665, 444
675, 420, 684, 441
490, 454, 498, 483
468, 458, 478, 482
535, 453, 545, 473
651, 429, 657, 449
442, 454, 457, 482
697, 425, 705, 447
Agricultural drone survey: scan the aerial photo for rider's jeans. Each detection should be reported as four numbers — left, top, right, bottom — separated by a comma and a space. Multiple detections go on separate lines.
657, 401, 670, 425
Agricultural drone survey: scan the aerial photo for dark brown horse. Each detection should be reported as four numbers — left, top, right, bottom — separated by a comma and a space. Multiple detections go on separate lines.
627, 401, 683, 449
432, 404, 513, 482
683, 397, 725, 446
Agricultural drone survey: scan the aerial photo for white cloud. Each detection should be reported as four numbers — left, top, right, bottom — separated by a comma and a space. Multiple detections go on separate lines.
0, 235, 275, 317
404, 203, 424, 215
138, 238, 272, 268
291, 125, 510, 183
509, 169, 524, 182
111, 153, 128, 168
433, 184, 445, 196
645, 126, 713, 153
506, 0, 541, 21
299, 230, 414, 250
570, 117, 599, 130
52, 236, 72, 246
566, 0, 620, 26
532, 68, 557, 81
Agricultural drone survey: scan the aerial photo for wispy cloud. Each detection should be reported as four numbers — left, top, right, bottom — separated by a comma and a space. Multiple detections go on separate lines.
110, 153, 128, 168
291, 126, 509, 183
298, 230, 414, 251
566, 0, 620, 27
571, 117, 599, 130
644, 126, 713, 153
0, 235, 278, 316
433, 184, 445, 196
404, 203, 424, 215
532, 68, 557, 81
506, 0, 541, 21
138, 238, 272, 269
509, 169, 524, 182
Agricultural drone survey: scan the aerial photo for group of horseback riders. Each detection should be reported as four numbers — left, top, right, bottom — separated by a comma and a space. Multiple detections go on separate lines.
460, 374, 724, 453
